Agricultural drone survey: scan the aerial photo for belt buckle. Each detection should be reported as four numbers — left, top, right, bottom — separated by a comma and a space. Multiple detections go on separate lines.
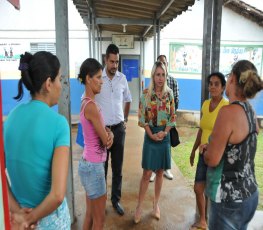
107, 122, 123, 130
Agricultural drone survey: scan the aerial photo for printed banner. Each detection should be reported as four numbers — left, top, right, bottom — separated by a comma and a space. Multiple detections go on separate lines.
169, 43, 203, 74
169, 43, 263, 76
220, 46, 263, 75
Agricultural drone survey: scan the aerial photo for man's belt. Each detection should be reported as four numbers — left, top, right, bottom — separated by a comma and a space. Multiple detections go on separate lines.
106, 122, 123, 130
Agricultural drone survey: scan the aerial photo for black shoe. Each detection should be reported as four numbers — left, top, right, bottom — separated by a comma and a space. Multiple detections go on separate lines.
112, 202, 125, 216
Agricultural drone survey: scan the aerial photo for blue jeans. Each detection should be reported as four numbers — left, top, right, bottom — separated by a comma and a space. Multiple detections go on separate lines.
78, 158, 106, 200
195, 154, 207, 182
209, 190, 258, 230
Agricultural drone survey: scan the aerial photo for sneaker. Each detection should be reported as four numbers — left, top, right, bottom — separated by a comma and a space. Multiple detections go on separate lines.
164, 170, 174, 180
149, 172, 156, 182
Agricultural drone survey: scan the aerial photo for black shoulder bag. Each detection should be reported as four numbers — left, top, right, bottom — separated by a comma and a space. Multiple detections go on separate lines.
170, 127, 180, 147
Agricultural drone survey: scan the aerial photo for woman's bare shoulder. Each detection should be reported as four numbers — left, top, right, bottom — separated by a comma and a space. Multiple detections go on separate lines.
216, 104, 242, 125
218, 103, 242, 115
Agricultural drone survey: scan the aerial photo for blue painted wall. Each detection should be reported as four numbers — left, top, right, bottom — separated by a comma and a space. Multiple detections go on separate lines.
144, 78, 263, 114
2, 78, 263, 116
2, 79, 84, 115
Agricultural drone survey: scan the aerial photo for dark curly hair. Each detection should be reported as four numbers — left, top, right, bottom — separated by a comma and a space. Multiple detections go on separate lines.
78, 58, 103, 85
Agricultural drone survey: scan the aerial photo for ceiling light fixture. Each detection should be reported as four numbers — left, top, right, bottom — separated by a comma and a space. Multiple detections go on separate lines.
122, 24, 127, 33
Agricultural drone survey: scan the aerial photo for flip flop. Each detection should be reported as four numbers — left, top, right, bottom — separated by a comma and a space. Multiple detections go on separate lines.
189, 222, 207, 230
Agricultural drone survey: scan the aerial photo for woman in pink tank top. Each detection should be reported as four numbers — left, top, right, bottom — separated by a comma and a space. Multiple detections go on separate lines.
77, 58, 114, 230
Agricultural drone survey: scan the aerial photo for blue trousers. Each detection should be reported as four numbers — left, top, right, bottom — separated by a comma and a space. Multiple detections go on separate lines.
209, 190, 258, 230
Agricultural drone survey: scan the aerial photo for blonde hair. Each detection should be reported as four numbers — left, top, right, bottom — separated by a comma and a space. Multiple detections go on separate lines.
232, 60, 263, 99
148, 61, 171, 97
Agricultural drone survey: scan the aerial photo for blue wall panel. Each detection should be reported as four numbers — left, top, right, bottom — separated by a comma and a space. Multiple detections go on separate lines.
2, 79, 30, 115
70, 79, 84, 114
122, 59, 139, 82
2, 78, 263, 116
177, 79, 201, 111
1, 79, 84, 116
249, 91, 263, 115
144, 78, 202, 111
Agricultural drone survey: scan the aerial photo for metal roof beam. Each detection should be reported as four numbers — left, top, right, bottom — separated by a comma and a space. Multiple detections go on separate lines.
142, 25, 152, 37
142, 0, 175, 37
156, 0, 175, 19
96, 17, 153, 26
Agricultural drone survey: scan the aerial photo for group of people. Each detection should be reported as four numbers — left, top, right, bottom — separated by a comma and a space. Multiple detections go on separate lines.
4, 42, 263, 230
190, 63, 263, 229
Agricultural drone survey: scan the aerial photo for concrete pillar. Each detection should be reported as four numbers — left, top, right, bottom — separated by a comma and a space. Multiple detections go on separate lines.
54, 0, 75, 223
201, 0, 223, 105
200, 0, 223, 222
100, 31, 103, 63
153, 14, 157, 63
140, 37, 144, 95
88, 13, 92, 58
157, 19, 160, 58
92, 13, 96, 58
97, 29, 99, 61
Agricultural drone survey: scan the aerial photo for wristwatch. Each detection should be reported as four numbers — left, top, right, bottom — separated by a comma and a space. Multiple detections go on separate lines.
164, 131, 168, 136
124, 117, 128, 123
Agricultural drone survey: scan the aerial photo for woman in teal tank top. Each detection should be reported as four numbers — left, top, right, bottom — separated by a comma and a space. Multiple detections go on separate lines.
5, 51, 71, 229
204, 60, 263, 229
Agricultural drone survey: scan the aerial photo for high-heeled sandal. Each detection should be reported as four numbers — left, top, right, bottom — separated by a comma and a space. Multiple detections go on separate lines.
134, 207, 142, 224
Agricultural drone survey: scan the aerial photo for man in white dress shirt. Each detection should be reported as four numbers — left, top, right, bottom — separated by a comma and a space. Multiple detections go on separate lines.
95, 44, 132, 216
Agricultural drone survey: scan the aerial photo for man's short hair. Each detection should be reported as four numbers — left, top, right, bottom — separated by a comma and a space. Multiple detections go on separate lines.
157, 54, 167, 61
106, 44, 119, 58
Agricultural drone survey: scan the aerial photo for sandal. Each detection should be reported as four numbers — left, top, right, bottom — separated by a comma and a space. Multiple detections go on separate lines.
189, 222, 207, 230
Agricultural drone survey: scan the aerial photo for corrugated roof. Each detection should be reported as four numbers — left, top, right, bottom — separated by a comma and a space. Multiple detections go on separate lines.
224, 0, 263, 27
72, 0, 196, 37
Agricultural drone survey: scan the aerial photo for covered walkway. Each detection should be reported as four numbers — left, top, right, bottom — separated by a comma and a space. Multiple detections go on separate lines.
71, 115, 196, 229
71, 114, 263, 229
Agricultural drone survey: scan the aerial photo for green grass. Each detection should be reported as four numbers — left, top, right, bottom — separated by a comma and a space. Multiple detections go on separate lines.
172, 127, 263, 210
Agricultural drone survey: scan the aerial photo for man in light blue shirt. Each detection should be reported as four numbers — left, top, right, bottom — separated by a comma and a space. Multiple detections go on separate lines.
95, 44, 132, 216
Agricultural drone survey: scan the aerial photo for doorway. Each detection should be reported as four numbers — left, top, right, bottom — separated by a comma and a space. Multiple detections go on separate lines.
121, 55, 140, 114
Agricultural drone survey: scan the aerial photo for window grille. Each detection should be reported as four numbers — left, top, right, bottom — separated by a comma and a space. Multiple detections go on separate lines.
30, 43, 56, 55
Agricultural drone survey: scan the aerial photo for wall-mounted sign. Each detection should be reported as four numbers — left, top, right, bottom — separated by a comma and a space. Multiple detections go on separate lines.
169, 43, 263, 76
169, 43, 203, 74
112, 34, 134, 49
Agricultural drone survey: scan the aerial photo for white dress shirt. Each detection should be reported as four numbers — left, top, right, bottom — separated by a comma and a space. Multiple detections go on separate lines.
95, 68, 132, 126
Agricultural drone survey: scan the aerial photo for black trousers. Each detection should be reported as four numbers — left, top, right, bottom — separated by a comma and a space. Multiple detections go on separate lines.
105, 122, 126, 204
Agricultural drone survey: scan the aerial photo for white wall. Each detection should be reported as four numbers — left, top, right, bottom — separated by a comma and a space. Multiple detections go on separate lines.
0, 0, 89, 78
1, 0, 262, 78
144, 0, 263, 78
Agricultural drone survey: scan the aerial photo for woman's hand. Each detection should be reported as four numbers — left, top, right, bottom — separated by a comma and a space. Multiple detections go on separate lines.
156, 131, 167, 140
11, 208, 37, 229
190, 151, 195, 167
151, 133, 163, 142
199, 144, 208, 154
106, 131, 114, 149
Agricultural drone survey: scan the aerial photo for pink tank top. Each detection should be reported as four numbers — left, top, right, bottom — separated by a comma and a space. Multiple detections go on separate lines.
80, 97, 107, 163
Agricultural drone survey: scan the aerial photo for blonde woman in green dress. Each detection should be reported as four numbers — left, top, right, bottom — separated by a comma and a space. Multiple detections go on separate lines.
134, 61, 176, 223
